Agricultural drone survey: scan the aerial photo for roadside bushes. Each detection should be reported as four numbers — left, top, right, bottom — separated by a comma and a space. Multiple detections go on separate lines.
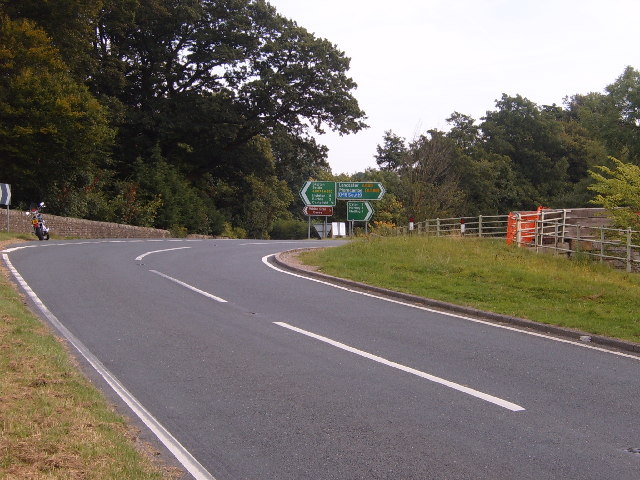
269, 218, 308, 239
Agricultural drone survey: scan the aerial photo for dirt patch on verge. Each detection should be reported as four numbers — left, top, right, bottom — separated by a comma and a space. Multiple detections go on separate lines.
276, 248, 323, 273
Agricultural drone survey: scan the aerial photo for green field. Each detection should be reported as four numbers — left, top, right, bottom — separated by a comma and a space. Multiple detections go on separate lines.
300, 236, 640, 344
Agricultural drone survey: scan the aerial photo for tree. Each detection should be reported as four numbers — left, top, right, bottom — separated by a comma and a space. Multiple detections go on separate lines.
399, 131, 466, 220
1, 0, 104, 81
481, 94, 569, 207
589, 157, 640, 230
351, 168, 404, 225
271, 127, 330, 195
1, 1, 367, 235
93, 0, 366, 172
375, 130, 407, 171
129, 148, 225, 234
0, 15, 114, 209
567, 67, 640, 165
446, 111, 480, 154
603, 66, 640, 161
241, 174, 294, 238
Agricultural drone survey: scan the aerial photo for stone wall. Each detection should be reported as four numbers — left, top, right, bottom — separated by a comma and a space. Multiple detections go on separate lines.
0, 207, 170, 239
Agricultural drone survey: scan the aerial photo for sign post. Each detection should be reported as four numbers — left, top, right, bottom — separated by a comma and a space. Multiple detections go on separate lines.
299, 181, 336, 206
0, 183, 10, 232
303, 206, 333, 216
336, 182, 386, 201
299, 180, 385, 237
346, 201, 374, 221
347, 201, 374, 235
302, 205, 334, 239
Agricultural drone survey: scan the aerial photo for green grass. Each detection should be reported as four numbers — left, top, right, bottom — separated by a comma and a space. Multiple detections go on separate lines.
300, 236, 640, 343
0, 234, 179, 479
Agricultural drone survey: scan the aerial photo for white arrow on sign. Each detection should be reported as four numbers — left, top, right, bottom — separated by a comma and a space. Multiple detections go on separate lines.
0, 183, 11, 206
299, 181, 336, 206
347, 201, 374, 221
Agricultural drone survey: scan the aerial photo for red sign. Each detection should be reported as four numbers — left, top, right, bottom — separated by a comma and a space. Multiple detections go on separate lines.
303, 206, 333, 216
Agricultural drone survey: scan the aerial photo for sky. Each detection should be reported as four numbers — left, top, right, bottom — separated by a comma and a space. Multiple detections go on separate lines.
266, 0, 640, 174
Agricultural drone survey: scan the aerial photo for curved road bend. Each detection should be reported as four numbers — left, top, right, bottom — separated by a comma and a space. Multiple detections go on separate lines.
3, 238, 639, 480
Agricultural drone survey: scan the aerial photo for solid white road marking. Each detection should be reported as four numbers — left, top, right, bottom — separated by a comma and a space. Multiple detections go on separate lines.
1, 254, 217, 480
263, 254, 640, 361
135, 246, 191, 261
274, 321, 525, 412
150, 270, 227, 303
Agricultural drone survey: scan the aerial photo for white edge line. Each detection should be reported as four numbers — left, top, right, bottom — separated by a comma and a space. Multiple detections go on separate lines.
135, 246, 191, 261
240, 241, 317, 245
2, 254, 216, 480
262, 254, 640, 362
150, 270, 228, 303
274, 321, 525, 412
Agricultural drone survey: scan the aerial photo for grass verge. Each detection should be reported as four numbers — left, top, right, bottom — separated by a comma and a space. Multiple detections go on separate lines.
300, 236, 640, 344
0, 233, 180, 479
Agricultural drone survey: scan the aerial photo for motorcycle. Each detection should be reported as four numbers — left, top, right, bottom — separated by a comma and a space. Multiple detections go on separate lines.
26, 202, 50, 240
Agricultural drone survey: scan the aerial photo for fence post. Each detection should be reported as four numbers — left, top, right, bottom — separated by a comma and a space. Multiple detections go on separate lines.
436, 218, 441, 236
554, 220, 559, 255
478, 215, 483, 237
600, 228, 605, 263
627, 227, 632, 273
576, 224, 581, 255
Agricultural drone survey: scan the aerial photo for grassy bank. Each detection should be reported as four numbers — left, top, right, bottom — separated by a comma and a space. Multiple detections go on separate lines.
0, 234, 178, 479
300, 236, 640, 343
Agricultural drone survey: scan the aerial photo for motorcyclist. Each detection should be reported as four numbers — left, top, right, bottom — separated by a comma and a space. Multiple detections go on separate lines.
26, 202, 50, 240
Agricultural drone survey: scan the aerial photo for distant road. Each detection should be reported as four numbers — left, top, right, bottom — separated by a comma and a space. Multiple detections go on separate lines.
3, 238, 640, 480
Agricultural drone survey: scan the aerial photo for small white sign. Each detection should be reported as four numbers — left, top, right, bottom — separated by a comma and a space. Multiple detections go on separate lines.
331, 222, 346, 237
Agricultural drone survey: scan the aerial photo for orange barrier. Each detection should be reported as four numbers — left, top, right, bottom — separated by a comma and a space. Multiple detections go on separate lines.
506, 207, 544, 245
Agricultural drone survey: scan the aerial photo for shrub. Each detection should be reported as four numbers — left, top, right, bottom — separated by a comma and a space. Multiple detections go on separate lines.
269, 218, 309, 239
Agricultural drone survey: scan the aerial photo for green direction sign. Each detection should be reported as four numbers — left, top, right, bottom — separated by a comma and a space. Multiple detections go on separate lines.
299, 181, 336, 206
336, 182, 386, 200
347, 201, 374, 221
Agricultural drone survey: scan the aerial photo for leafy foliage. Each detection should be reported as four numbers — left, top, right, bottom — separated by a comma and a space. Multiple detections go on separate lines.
0, 15, 114, 207
589, 157, 640, 230
1, 1, 365, 237
369, 69, 640, 225
3, 0, 640, 237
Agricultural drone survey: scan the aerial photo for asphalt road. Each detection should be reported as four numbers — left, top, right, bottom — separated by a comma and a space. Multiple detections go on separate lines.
3, 238, 639, 480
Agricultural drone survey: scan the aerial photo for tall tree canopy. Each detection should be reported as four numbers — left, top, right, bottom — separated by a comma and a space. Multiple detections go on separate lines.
370, 67, 640, 224
0, 14, 114, 205
88, 0, 366, 174
1, 0, 367, 236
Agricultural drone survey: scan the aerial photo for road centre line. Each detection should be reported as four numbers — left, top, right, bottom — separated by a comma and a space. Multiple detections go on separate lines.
263, 254, 640, 361
150, 269, 227, 303
1, 238, 201, 254
274, 321, 525, 412
135, 246, 191, 261
1, 254, 216, 480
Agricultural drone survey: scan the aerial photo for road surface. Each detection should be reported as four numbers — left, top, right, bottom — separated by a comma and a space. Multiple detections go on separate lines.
3, 238, 639, 479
